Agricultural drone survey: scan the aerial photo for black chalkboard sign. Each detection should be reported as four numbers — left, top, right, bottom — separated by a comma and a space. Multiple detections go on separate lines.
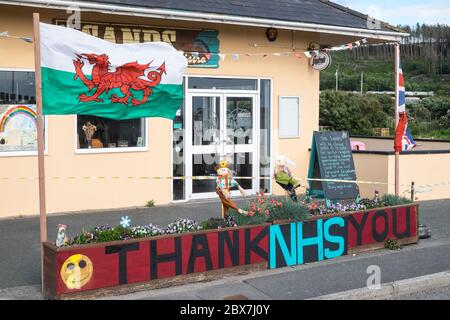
308, 131, 359, 200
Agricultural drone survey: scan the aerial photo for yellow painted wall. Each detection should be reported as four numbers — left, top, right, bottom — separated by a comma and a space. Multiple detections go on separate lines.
354, 153, 450, 201
0, 5, 322, 217
353, 153, 389, 198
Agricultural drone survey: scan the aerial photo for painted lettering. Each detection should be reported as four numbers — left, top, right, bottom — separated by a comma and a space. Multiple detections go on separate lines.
105, 243, 140, 285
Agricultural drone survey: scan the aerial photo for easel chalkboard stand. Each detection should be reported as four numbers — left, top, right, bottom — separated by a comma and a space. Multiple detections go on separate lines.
306, 131, 360, 207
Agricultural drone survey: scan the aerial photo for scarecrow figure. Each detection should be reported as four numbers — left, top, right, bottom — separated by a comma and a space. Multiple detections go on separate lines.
273, 155, 301, 201
215, 160, 248, 219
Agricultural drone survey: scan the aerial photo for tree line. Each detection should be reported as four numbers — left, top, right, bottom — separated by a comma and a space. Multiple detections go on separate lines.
347, 23, 449, 76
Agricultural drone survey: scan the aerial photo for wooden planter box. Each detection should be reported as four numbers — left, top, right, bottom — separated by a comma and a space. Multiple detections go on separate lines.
43, 223, 271, 299
43, 204, 419, 299
268, 203, 419, 269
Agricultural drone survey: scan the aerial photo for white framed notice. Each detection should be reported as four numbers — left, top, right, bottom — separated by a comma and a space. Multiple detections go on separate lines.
278, 96, 300, 138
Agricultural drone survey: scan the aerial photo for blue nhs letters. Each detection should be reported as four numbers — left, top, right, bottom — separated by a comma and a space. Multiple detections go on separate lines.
269, 217, 346, 269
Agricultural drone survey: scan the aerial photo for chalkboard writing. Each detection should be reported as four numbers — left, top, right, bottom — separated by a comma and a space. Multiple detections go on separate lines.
309, 131, 359, 200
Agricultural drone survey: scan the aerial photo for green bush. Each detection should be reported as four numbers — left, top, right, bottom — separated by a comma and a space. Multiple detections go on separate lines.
94, 226, 133, 242
146, 200, 156, 207
268, 197, 310, 222
381, 194, 412, 206
320, 91, 391, 136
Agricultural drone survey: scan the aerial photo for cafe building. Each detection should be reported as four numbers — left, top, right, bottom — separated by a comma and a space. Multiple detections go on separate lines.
0, 0, 407, 218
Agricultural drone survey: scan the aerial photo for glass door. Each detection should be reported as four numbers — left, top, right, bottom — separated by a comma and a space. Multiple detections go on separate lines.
186, 92, 258, 199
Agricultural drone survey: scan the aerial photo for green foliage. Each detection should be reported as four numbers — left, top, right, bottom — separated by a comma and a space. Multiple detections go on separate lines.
319, 91, 391, 135
94, 226, 133, 242
385, 239, 402, 250
268, 197, 310, 222
228, 194, 310, 226
227, 208, 270, 226
200, 217, 238, 230
320, 91, 450, 139
381, 194, 412, 206
146, 200, 156, 207
68, 230, 94, 245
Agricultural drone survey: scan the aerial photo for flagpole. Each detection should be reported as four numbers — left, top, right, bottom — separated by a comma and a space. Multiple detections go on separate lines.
33, 12, 47, 293
394, 43, 400, 196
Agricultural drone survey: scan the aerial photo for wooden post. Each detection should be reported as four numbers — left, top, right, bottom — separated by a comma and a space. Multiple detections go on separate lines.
394, 43, 400, 196
33, 12, 47, 293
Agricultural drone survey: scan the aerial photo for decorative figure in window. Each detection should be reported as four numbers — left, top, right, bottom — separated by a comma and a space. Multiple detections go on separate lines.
82, 121, 97, 148
215, 160, 248, 219
273, 155, 301, 201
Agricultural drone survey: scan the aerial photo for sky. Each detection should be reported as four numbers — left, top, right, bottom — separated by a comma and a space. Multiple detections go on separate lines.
333, 0, 450, 26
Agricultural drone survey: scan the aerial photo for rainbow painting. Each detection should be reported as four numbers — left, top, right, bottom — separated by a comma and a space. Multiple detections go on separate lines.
0, 105, 37, 133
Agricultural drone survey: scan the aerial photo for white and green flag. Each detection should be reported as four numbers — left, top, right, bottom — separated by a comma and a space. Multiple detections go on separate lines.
40, 22, 187, 120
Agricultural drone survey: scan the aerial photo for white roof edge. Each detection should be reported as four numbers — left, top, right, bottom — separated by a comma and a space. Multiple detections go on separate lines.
1, 0, 410, 41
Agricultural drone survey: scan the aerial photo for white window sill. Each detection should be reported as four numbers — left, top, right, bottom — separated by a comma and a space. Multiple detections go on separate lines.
75, 146, 149, 154
0, 150, 49, 157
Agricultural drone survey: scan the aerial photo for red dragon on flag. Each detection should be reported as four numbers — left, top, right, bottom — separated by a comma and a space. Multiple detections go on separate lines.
73, 53, 166, 106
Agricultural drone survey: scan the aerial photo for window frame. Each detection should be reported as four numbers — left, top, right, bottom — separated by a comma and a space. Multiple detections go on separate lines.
0, 68, 49, 157
74, 116, 149, 154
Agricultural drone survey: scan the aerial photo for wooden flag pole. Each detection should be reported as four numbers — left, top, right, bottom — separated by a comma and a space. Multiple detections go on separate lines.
394, 43, 400, 196
32, 12, 47, 293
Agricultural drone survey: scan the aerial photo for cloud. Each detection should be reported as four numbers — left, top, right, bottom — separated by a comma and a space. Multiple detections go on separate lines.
333, 0, 450, 25
382, 2, 450, 25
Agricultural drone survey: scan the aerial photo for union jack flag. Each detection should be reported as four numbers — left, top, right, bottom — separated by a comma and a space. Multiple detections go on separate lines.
394, 54, 416, 152
398, 63, 406, 113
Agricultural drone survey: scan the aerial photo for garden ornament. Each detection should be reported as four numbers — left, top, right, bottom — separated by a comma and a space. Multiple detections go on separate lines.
273, 155, 301, 201
215, 160, 248, 219
56, 224, 68, 247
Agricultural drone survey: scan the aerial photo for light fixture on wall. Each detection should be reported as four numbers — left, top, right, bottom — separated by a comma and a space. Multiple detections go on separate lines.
266, 28, 278, 42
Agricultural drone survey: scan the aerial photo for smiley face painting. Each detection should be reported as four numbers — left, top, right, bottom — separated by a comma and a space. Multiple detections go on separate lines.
60, 254, 93, 289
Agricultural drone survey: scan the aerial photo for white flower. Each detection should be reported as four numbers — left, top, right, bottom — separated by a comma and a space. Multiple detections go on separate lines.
120, 216, 131, 228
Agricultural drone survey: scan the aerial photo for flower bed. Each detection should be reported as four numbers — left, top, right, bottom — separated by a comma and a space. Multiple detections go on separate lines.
43, 194, 419, 299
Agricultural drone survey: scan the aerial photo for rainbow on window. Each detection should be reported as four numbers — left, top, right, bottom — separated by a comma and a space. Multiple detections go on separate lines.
0, 105, 37, 133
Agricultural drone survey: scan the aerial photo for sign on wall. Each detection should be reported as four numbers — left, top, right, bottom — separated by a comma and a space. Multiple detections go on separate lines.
54, 20, 220, 68
0, 105, 38, 152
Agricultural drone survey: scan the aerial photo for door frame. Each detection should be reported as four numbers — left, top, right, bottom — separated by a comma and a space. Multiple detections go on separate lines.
185, 91, 259, 200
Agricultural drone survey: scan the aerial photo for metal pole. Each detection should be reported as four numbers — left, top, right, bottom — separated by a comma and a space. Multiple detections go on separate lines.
335, 64, 339, 91
33, 12, 47, 293
394, 43, 400, 196
360, 71, 364, 96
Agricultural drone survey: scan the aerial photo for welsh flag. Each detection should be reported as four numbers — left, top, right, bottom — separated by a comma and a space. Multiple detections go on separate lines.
40, 23, 188, 120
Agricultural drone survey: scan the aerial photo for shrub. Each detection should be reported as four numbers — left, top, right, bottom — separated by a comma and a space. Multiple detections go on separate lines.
268, 197, 310, 222
93, 225, 134, 242
146, 200, 156, 207
384, 239, 401, 250
381, 194, 412, 206
200, 217, 238, 230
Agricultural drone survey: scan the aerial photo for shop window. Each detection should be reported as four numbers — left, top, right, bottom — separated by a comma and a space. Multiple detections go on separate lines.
0, 70, 47, 156
76, 115, 146, 151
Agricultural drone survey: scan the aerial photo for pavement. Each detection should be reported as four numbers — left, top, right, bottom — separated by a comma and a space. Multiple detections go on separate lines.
0, 198, 450, 300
